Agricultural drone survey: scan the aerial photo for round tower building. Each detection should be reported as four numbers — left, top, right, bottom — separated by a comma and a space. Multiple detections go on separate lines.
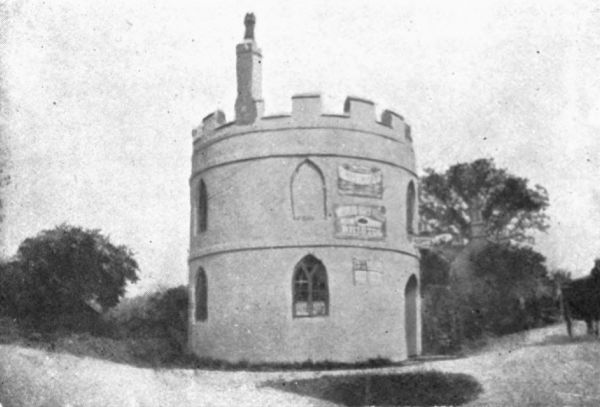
188, 14, 420, 364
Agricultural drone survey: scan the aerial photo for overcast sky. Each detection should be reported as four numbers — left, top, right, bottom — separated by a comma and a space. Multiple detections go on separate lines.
1, 0, 599, 294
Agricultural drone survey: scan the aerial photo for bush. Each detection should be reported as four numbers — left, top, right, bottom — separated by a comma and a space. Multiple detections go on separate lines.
465, 243, 554, 336
420, 249, 451, 287
3, 224, 139, 331
105, 285, 189, 364
0, 261, 20, 316
420, 248, 461, 354
422, 285, 462, 354
146, 285, 188, 353
422, 243, 560, 354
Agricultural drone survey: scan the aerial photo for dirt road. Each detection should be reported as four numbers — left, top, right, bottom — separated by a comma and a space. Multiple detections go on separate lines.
1, 323, 599, 406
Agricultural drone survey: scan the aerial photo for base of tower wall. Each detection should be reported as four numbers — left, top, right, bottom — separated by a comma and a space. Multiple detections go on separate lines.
188, 246, 421, 364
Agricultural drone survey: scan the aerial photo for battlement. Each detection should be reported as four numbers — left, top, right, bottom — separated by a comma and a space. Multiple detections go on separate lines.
193, 94, 412, 144
291, 93, 322, 119
193, 110, 227, 138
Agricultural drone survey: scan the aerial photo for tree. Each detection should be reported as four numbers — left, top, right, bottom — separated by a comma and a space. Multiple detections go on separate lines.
419, 158, 549, 244
6, 224, 139, 326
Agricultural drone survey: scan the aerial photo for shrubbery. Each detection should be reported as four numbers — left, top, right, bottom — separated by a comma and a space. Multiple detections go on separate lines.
421, 243, 560, 354
420, 249, 450, 287
104, 285, 189, 365
469, 243, 557, 335
0, 261, 20, 316
422, 285, 462, 354
420, 249, 462, 354
0, 224, 191, 366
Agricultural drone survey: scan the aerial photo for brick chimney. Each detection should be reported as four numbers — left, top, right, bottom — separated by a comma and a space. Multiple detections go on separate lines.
235, 13, 264, 124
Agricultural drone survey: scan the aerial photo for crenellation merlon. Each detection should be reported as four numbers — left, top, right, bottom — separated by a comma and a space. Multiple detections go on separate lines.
199, 110, 226, 137
344, 96, 375, 123
381, 109, 412, 143
292, 93, 322, 120
381, 109, 404, 126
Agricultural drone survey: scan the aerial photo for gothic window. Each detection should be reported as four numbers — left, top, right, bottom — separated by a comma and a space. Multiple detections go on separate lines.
291, 159, 326, 220
197, 180, 207, 233
293, 255, 329, 317
195, 267, 207, 321
406, 181, 416, 236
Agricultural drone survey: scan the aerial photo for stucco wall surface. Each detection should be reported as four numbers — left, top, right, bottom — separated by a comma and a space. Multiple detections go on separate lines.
189, 248, 420, 363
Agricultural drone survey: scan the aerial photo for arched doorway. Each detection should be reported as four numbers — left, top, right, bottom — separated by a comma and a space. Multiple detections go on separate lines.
404, 274, 418, 357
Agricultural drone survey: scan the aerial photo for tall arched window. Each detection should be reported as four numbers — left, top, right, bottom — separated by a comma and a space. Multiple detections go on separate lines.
197, 180, 207, 233
293, 254, 329, 317
406, 181, 416, 236
195, 267, 207, 321
291, 159, 327, 220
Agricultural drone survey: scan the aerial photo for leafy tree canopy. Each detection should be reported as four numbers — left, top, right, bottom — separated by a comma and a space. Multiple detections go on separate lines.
419, 158, 549, 244
7, 224, 139, 320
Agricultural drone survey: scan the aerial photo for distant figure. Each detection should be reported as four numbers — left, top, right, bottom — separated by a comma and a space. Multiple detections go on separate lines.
560, 258, 600, 337
244, 13, 256, 40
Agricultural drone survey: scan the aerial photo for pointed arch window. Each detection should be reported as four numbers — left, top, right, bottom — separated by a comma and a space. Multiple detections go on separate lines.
406, 181, 416, 236
195, 267, 207, 321
197, 180, 207, 233
291, 160, 327, 220
293, 255, 329, 317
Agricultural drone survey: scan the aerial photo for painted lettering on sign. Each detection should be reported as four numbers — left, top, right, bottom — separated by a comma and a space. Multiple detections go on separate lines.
338, 164, 383, 198
334, 205, 386, 240
352, 257, 384, 285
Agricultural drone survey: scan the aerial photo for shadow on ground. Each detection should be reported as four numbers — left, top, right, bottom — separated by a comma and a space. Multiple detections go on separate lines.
262, 370, 483, 406
530, 334, 599, 348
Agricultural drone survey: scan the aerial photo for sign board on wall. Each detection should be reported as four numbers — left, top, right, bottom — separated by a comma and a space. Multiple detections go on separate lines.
337, 164, 383, 198
334, 205, 386, 240
352, 257, 384, 285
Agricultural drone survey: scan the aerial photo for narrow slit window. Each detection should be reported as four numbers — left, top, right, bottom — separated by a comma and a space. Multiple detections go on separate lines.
197, 180, 207, 233
406, 181, 416, 236
195, 267, 207, 321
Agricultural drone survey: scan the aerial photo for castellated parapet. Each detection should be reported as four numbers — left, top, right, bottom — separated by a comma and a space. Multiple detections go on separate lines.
196, 95, 413, 144
193, 95, 416, 177
188, 14, 420, 364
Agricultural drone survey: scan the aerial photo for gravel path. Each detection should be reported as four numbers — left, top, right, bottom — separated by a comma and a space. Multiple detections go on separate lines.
1, 322, 599, 406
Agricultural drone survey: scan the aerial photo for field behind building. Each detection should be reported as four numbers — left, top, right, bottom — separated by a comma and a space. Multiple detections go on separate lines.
1, 321, 600, 406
